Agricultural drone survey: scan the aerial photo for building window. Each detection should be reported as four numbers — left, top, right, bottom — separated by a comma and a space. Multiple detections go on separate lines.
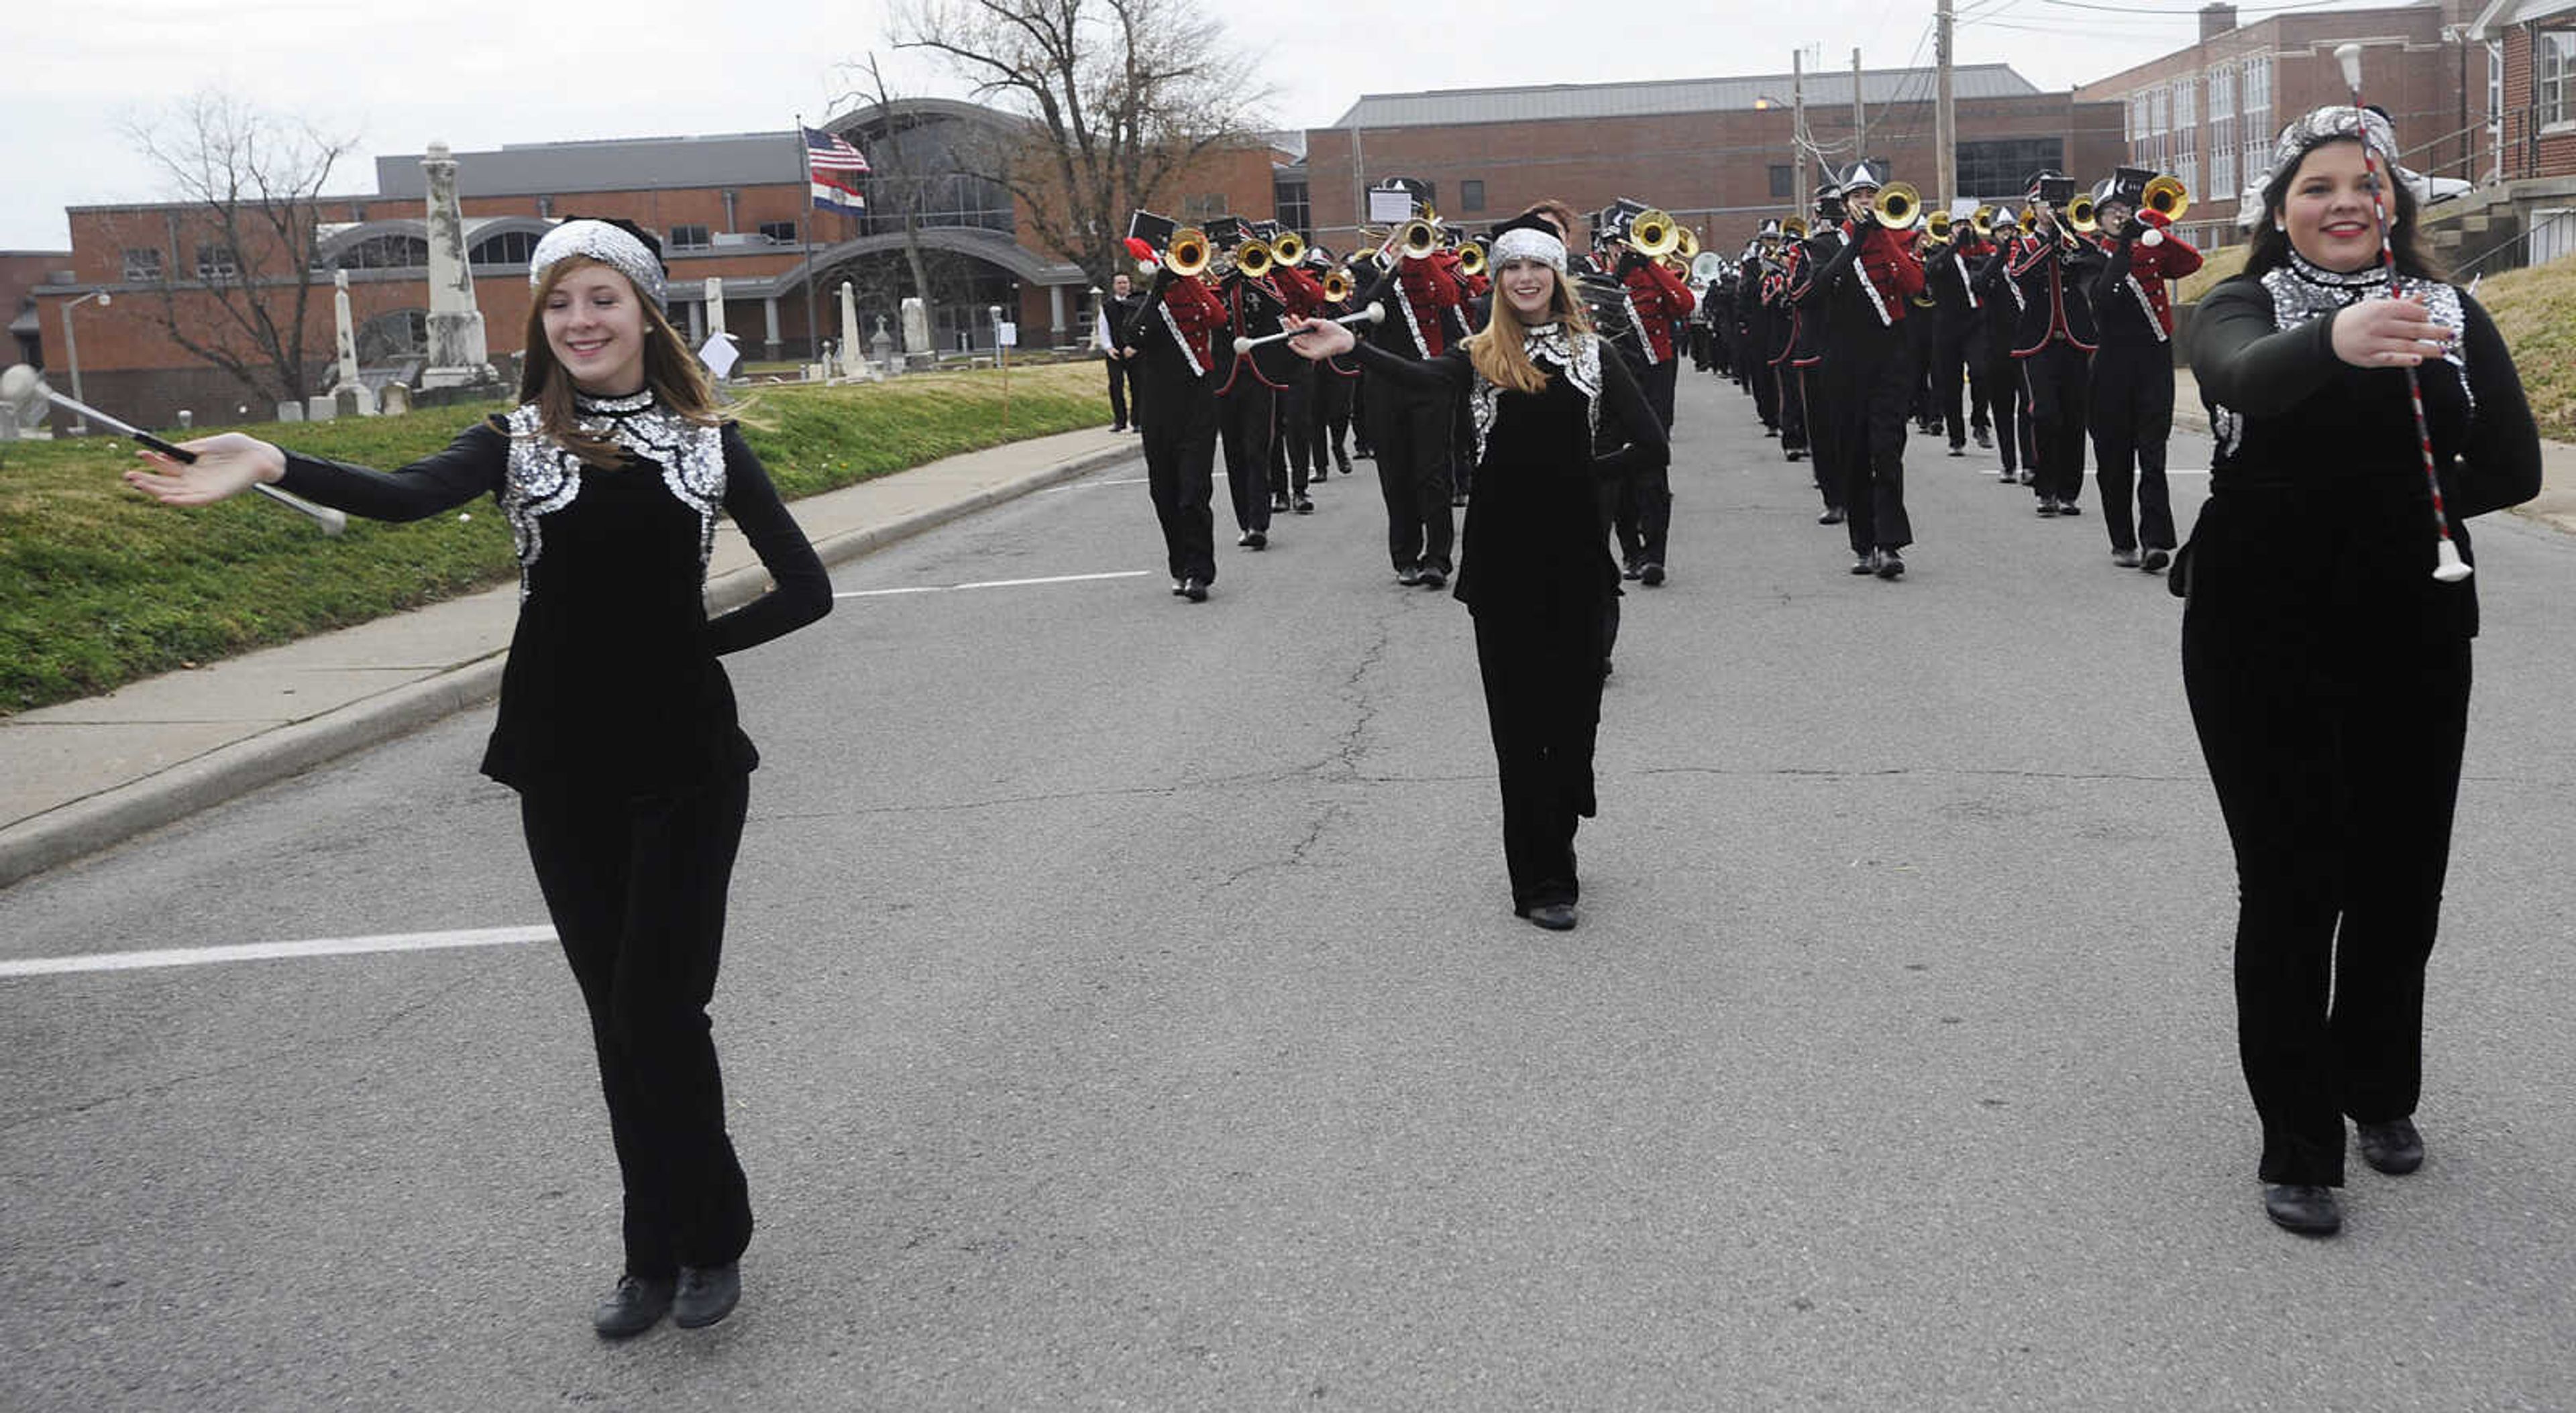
122, 247, 164, 282
195, 243, 239, 280
2174, 78, 2195, 135
2244, 137, 2268, 195
1460, 180, 1485, 213
759, 220, 799, 244
2212, 146, 2236, 202
2241, 54, 2271, 125
2208, 64, 2234, 121
1957, 137, 2066, 201
2542, 30, 2576, 127
669, 224, 712, 251
470, 229, 539, 266
1770, 164, 1795, 198
2175, 152, 2199, 202
337, 233, 428, 269
1273, 176, 1311, 235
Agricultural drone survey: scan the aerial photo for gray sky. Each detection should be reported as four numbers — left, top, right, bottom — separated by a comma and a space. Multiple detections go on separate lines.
8, 0, 2312, 251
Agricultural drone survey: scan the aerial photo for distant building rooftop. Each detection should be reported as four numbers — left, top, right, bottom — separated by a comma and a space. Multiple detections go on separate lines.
375, 132, 806, 199
1329, 64, 2043, 129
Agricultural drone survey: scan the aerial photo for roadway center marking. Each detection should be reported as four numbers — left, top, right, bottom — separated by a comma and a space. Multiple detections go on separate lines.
0, 925, 557, 978
835, 569, 1152, 600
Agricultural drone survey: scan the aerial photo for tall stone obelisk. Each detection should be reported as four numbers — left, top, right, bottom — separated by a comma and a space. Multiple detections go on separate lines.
418, 140, 496, 390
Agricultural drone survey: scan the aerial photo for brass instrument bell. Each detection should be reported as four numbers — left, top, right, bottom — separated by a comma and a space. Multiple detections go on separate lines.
1271, 231, 1307, 267
1781, 215, 1810, 241
1234, 237, 1275, 278
1456, 238, 1488, 278
1321, 266, 1354, 303
2066, 191, 2099, 234
2141, 174, 2190, 224
1970, 203, 2000, 238
1165, 226, 1212, 277
1872, 180, 1923, 231
1629, 209, 1682, 259
1395, 217, 1441, 260
1925, 209, 1953, 242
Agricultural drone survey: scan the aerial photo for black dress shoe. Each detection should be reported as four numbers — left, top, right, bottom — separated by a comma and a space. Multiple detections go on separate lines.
1874, 549, 1904, 579
673, 1262, 741, 1329
2357, 1118, 2424, 1175
1527, 901, 1577, 931
2056, 501, 2082, 516
2036, 498, 2060, 517
1271, 493, 1291, 514
1182, 577, 1209, 602
1245, 530, 1267, 549
1293, 496, 1314, 514
1621, 561, 1644, 579
1170, 579, 1186, 596
1785, 448, 1805, 461
1818, 506, 1845, 524
2141, 547, 2171, 573
2262, 1184, 2343, 1235
1850, 551, 1878, 575
594, 1274, 676, 1339
1417, 566, 1448, 589
1639, 562, 1665, 586
1395, 566, 1424, 586
1974, 429, 1993, 449
1947, 443, 1966, 457
2017, 469, 2035, 486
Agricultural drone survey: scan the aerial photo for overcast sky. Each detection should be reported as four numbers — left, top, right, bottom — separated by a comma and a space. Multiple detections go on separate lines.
9, 0, 2351, 251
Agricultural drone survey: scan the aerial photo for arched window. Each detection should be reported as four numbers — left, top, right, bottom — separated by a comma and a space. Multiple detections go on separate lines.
470, 229, 540, 266
338, 234, 429, 270
356, 308, 429, 364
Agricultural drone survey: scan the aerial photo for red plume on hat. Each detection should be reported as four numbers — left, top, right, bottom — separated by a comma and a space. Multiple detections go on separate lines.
1124, 236, 1156, 262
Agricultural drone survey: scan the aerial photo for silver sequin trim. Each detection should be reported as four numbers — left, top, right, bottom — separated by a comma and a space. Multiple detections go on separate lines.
500, 399, 728, 600
2259, 255, 2470, 408
1466, 325, 1604, 464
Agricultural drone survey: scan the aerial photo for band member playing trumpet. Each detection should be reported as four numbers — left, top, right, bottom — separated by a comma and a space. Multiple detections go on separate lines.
1799, 162, 1926, 578
1120, 223, 1230, 601
2003, 171, 2106, 517
1922, 207, 1995, 459
1208, 219, 1318, 549
1350, 194, 1470, 587
2086, 170, 2202, 571
1280, 215, 1667, 930
1299, 247, 1360, 489
2181, 105, 2540, 1236
1601, 207, 1694, 584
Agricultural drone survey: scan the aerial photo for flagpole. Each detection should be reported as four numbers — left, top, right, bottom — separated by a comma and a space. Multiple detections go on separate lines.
798, 114, 820, 377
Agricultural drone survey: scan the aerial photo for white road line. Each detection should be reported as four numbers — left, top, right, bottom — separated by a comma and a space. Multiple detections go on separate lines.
836, 569, 1151, 600
0, 925, 557, 979
1035, 476, 1148, 492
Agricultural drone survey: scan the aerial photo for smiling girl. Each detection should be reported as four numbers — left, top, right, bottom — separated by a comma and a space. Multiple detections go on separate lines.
122, 218, 831, 1332
2182, 109, 2540, 1237
1285, 214, 1666, 931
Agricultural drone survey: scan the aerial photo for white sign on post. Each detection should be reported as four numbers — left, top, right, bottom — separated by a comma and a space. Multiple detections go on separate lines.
994, 322, 1019, 347
1368, 188, 1416, 223
698, 331, 740, 380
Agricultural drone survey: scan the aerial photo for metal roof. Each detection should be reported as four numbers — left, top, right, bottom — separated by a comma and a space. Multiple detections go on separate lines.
374, 131, 806, 199
1328, 64, 2042, 129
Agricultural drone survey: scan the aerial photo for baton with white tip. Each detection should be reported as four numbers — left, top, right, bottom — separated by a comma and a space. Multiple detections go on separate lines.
1232, 302, 1386, 356
1, 363, 345, 536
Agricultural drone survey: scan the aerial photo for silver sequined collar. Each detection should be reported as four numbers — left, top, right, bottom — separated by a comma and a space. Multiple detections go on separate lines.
2213, 260, 2472, 458
499, 398, 729, 598
1468, 325, 1606, 465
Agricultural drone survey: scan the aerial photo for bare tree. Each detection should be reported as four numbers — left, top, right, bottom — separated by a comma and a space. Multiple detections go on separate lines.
890, 0, 1275, 290
834, 54, 952, 313
113, 91, 360, 407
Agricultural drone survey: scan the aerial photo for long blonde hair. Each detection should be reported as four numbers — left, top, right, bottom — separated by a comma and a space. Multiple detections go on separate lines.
1464, 264, 1595, 395
518, 256, 722, 467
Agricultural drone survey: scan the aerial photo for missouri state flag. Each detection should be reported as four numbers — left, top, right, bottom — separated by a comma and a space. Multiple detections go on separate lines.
804, 127, 869, 215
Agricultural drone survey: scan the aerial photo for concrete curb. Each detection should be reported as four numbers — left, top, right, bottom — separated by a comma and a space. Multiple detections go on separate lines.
0, 441, 1136, 891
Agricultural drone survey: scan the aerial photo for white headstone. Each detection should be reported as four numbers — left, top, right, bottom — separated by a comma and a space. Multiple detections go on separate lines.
900, 296, 931, 368
419, 140, 497, 390
705, 277, 727, 351
306, 395, 338, 422
276, 401, 306, 422
378, 383, 413, 416
837, 281, 861, 379
331, 269, 361, 392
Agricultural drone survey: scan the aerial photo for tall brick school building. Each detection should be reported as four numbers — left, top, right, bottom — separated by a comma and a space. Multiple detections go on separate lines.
33, 72, 2118, 430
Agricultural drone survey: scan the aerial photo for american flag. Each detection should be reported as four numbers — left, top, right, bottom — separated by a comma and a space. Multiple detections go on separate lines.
804, 127, 869, 215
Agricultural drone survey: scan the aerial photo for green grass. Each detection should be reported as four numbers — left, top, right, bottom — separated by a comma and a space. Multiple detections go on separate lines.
0, 362, 1108, 714
2471, 253, 2576, 444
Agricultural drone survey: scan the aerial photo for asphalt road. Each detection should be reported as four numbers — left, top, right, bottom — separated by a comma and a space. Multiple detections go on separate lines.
4, 365, 2572, 1409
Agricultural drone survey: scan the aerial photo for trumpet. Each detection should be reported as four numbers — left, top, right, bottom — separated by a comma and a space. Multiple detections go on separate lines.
1234, 237, 1275, 278
1165, 226, 1212, 278
1674, 227, 1701, 262
2139, 175, 2190, 247
1322, 266, 1355, 303
1271, 230, 1307, 267
1456, 238, 1488, 278
1925, 209, 1954, 243
1781, 215, 1810, 241
1392, 216, 1442, 261
2017, 206, 2039, 235
1970, 203, 2000, 239
1629, 208, 1683, 259
2066, 191, 2099, 235
1871, 180, 1923, 231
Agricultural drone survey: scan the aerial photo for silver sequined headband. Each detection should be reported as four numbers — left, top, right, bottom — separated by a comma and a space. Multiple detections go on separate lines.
2237, 105, 2422, 229
528, 219, 666, 304
1491, 227, 1568, 273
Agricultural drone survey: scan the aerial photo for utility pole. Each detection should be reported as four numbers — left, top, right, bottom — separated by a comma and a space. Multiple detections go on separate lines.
1852, 48, 1867, 170
1936, 0, 1958, 204
1792, 48, 1809, 218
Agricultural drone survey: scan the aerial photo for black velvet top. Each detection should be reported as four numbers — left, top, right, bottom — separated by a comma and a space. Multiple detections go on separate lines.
274, 392, 832, 792
2186, 262, 2540, 641
1353, 326, 1667, 612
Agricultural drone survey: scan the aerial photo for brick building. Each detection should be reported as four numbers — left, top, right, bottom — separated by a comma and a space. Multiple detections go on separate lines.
2469, 0, 2576, 185
2075, 1, 2492, 251
28, 100, 1281, 431
3, 249, 75, 372
1301, 66, 2124, 256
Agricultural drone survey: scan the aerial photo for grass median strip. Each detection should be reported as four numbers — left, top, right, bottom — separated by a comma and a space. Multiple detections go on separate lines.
0, 362, 1109, 714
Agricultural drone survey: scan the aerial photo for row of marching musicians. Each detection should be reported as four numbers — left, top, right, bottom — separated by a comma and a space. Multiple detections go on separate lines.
1110, 190, 1701, 605
1700, 161, 2204, 579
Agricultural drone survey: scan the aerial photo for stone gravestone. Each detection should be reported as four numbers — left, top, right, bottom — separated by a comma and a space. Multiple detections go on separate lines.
327, 270, 375, 415
900, 296, 932, 371
378, 383, 413, 416
418, 141, 498, 390
276, 401, 306, 422
306, 395, 338, 422
871, 317, 896, 378
838, 281, 863, 380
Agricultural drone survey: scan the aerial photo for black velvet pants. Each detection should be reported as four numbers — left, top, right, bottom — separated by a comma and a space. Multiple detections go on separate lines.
1271, 367, 1312, 500
1218, 384, 1277, 534
1308, 370, 1354, 475
2183, 610, 2470, 1187
1818, 341, 1914, 553
1933, 315, 1986, 449
1141, 374, 1218, 583
1980, 337, 2025, 475
2021, 341, 2091, 506
521, 771, 755, 1279
1366, 378, 1455, 574
2088, 339, 2179, 553
1614, 361, 1677, 571
1474, 600, 1607, 915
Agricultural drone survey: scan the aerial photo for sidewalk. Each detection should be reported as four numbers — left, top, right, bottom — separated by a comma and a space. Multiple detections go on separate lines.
0, 425, 1139, 890
2173, 366, 2576, 534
